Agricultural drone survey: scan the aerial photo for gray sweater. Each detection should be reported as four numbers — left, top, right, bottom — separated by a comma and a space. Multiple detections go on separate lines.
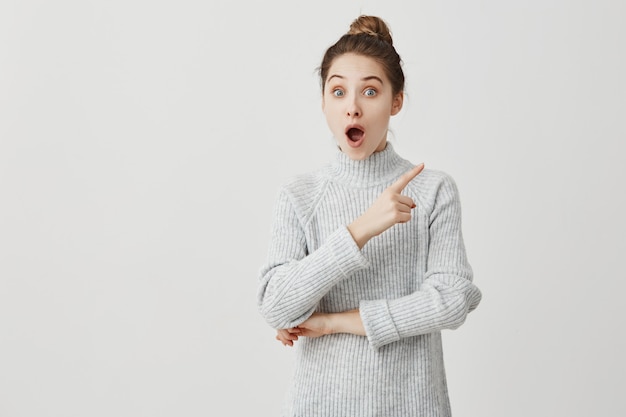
258, 142, 481, 417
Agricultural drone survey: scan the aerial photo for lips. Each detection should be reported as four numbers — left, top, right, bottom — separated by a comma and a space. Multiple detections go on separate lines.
345, 124, 365, 147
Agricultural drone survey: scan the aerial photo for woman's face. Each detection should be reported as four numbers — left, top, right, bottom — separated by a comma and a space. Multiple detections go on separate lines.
322, 53, 403, 160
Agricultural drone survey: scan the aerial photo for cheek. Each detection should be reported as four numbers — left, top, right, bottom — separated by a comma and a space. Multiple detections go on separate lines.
324, 104, 341, 121
375, 102, 394, 119
371, 105, 391, 122
323, 108, 341, 130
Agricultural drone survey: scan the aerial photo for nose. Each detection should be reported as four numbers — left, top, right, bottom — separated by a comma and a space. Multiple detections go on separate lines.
346, 94, 361, 118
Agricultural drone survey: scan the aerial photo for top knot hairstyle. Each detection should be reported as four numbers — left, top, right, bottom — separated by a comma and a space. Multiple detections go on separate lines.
319, 15, 404, 95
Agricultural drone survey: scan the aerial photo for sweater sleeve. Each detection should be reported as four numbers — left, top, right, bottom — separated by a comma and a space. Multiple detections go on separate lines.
359, 174, 482, 350
258, 187, 370, 330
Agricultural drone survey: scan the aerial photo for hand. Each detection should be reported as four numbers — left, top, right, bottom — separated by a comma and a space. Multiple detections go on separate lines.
296, 310, 365, 338
274, 315, 331, 347
275, 328, 301, 347
295, 313, 333, 338
348, 163, 424, 248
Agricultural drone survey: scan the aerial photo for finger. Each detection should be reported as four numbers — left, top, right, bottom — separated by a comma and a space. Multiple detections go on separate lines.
276, 330, 290, 340
397, 195, 416, 209
395, 202, 412, 213
276, 335, 286, 344
278, 330, 299, 341
287, 328, 302, 334
276, 335, 295, 346
389, 163, 424, 193
397, 212, 412, 223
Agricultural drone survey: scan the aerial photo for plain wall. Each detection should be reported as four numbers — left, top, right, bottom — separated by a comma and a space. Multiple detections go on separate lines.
1, 0, 625, 416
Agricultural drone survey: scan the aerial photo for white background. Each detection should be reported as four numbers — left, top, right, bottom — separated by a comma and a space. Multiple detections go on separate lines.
1, 1, 625, 416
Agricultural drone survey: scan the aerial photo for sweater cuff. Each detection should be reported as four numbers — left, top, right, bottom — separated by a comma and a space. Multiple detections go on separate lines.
359, 299, 401, 349
327, 226, 370, 277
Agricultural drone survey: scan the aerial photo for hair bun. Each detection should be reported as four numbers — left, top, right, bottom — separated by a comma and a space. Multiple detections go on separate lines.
347, 15, 393, 46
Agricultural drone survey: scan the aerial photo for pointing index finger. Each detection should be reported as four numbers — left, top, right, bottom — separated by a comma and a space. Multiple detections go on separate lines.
389, 163, 425, 192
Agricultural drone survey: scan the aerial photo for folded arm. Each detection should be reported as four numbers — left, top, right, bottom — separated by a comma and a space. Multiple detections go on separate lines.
359, 174, 482, 349
257, 188, 369, 330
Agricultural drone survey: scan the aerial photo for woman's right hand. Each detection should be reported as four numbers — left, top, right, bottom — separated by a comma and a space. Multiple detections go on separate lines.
348, 163, 424, 249
276, 328, 301, 347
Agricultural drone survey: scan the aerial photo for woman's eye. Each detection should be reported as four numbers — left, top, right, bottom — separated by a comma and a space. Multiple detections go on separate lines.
332, 89, 344, 97
364, 88, 377, 96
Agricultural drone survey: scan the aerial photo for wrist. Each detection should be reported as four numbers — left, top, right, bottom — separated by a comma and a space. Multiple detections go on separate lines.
330, 309, 366, 336
347, 218, 373, 249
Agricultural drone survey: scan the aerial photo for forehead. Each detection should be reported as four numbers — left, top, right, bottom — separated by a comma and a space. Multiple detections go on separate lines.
326, 53, 388, 83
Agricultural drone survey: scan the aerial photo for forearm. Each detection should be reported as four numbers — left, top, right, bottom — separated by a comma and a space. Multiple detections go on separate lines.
347, 218, 373, 250
330, 309, 366, 336
295, 309, 366, 338
258, 227, 369, 329
360, 273, 481, 349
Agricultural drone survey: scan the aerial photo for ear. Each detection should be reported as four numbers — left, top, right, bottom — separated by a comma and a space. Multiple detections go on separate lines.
390, 92, 404, 115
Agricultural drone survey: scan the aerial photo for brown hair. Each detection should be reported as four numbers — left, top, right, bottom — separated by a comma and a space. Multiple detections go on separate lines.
319, 15, 405, 95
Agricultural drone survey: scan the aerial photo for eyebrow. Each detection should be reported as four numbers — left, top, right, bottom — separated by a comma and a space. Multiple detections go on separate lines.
327, 74, 384, 84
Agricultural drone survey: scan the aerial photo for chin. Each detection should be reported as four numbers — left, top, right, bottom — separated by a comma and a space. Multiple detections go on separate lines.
341, 146, 373, 161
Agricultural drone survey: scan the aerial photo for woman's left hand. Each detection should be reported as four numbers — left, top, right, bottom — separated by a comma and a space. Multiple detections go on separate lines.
275, 310, 366, 345
295, 312, 334, 338
275, 328, 301, 346
297, 310, 366, 338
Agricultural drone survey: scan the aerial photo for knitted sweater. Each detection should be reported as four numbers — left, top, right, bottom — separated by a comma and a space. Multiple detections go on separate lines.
257, 142, 482, 417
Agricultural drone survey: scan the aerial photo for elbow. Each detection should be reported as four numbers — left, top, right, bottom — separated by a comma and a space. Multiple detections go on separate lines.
257, 286, 284, 329
258, 299, 288, 329
444, 288, 481, 330
260, 312, 285, 330
447, 308, 468, 330
257, 269, 287, 328
258, 303, 313, 330
257, 285, 313, 330
440, 299, 468, 330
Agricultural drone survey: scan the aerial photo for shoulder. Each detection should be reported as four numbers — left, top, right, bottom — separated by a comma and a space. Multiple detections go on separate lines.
274, 167, 330, 225
412, 167, 459, 191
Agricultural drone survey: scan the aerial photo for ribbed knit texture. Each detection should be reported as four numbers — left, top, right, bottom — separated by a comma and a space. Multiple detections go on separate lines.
258, 142, 482, 417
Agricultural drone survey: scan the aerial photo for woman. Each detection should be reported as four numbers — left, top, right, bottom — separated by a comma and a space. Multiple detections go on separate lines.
258, 15, 482, 417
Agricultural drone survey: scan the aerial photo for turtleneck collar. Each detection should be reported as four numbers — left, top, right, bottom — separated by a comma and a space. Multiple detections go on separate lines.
326, 141, 409, 187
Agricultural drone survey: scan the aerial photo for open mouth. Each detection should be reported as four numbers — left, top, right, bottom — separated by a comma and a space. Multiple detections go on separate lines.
346, 127, 365, 142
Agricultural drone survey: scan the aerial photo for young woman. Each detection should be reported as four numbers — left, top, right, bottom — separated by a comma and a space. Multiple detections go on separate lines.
257, 15, 482, 417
